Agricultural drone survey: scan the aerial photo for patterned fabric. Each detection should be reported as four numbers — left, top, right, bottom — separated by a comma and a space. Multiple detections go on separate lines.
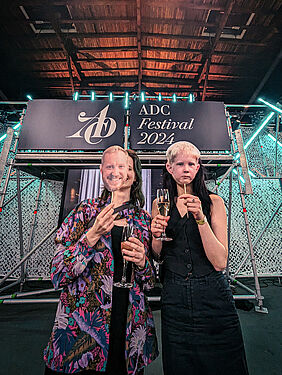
44, 197, 159, 374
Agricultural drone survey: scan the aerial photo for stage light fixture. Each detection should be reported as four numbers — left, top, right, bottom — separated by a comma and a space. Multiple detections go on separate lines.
158, 93, 162, 101
109, 92, 113, 102
91, 91, 95, 101
26, 95, 33, 101
268, 133, 282, 147
73, 92, 79, 101
189, 93, 194, 103
258, 98, 282, 114
124, 92, 129, 109
172, 94, 177, 102
140, 92, 145, 102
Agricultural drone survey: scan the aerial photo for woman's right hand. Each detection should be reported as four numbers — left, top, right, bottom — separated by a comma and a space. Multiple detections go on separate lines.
151, 214, 170, 239
86, 203, 117, 246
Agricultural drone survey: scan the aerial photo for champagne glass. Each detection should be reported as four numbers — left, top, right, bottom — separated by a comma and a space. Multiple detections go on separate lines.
113, 224, 135, 288
156, 189, 172, 241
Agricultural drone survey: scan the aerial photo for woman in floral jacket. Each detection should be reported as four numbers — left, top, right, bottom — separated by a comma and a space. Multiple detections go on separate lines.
44, 147, 158, 375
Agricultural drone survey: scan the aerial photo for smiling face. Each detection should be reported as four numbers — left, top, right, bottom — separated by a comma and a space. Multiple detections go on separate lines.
100, 150, 128, 192
166, 152, 200, 187
120, 155, 136, 190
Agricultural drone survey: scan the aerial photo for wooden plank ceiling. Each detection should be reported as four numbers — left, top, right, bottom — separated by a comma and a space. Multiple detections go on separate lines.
0, 0, 281, 102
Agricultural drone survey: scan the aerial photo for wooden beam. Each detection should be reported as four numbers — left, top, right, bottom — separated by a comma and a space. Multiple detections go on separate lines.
3, 31, 268, 48
22, 56, 255, 67
25, 67, 256, 80
4, 18, 278, 35
197, 0, 236, 100
4, 45, 259, 58
12, 0, 278, 16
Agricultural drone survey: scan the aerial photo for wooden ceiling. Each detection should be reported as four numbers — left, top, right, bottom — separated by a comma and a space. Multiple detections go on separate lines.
0, 0, 281, 103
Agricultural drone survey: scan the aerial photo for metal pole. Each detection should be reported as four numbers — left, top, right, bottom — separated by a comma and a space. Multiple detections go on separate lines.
0, 158, 13, 208
0, 287, 61, 300
211, 164, 235, 193
0, 127, 14, 185
124, 108, 130, 150
16, 167, 25, 291
236, 167, 267, 313
228, 115, 267, 313
226, 171, 233, 278
23, 180, 43, 278
0, 298, 60, 304
274, 113, 280, 176
0, 226, 58, 288
0, 279, 21, 294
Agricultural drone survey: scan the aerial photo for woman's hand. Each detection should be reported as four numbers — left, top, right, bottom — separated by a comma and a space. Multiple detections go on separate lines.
122, 237, 146, 269
179, 194, 205, 221
86, 203, 117, 246
151, 214, 170, 239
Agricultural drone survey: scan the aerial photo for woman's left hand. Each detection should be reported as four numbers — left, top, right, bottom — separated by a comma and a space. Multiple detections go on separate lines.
122, 237, 146, 269
179, 194, 205, 221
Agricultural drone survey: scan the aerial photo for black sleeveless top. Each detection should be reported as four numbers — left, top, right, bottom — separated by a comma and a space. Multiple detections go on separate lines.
106, 225, 132, 374
162, 204, 215, 278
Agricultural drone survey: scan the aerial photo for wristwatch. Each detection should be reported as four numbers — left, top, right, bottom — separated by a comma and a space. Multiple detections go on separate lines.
196, 216, 207, 225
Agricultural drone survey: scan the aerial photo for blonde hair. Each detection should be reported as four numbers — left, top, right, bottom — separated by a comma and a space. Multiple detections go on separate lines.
101, 145, 127, 164
166, 141, 201, 164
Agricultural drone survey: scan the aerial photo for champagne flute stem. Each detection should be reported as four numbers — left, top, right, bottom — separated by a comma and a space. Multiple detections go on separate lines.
121, 258, 127, 283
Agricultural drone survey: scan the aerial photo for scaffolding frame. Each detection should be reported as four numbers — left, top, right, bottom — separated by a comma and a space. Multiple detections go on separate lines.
0, 101, 281, 312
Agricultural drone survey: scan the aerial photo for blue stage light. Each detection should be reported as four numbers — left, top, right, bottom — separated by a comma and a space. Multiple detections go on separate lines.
158, 93, 162, 101
124, 92, 129, 109
91, 91, 95, 101
258, 98, 282, 114
109, 92, 113, 102
0, 122, 22, 142
189, 93, 194, 103
73, 92, 79, 101
244, 112, 275, 150
172, 94, 177, 102
26, 95, 33, 101
140, 92, 145, 102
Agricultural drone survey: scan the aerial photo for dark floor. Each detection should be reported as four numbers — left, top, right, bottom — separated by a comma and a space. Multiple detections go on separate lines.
0, 279, 281, 375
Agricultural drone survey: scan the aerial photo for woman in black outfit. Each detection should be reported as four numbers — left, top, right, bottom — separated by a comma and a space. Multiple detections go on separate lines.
151, 141, 249, 375
44, 147, 158, 375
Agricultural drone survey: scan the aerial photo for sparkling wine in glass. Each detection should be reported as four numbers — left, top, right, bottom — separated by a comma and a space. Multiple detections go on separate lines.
113, 224, 135, 288
156, 189, 172, 241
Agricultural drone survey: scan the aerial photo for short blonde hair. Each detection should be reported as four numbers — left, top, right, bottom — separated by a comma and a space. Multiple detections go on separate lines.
101, 145, 127, 164
166, 141, 201, 164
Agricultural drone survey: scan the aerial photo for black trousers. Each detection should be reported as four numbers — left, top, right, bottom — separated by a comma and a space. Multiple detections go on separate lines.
161, 270, 249, 375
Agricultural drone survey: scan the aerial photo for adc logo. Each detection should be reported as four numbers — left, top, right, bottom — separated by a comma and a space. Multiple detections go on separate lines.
66, 104, 116, 145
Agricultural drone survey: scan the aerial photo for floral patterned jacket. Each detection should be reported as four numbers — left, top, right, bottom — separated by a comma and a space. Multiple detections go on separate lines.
44, 197, 159, 374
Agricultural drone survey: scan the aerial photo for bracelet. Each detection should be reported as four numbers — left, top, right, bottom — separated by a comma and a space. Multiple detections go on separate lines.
152, 234, 161, 239
196, 216, 207, 225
